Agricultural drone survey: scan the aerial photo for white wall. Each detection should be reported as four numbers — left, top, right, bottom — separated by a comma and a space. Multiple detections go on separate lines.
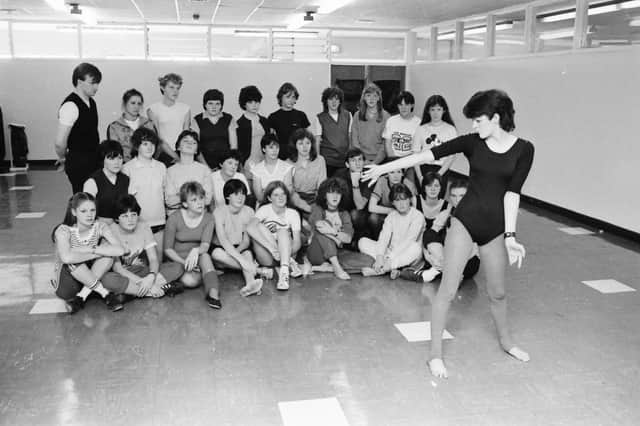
408, 46, 640, 233
0, 59, 330, 161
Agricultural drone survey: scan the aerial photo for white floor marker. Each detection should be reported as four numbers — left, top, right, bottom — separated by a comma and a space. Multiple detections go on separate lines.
581, 279, 636, 294
29, 299, 68, 314
279, 397, 349, 426
16, 212, 47, 219
9, 186, 34, 191
394, 321, 454, 342
558, 226, 595, 235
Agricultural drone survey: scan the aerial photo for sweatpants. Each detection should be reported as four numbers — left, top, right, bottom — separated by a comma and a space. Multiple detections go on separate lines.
307, 233, 374, 273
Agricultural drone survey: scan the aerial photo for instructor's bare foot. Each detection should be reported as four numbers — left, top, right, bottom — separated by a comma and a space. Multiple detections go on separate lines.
428, 358, 448, 379
505, 346, 530, 362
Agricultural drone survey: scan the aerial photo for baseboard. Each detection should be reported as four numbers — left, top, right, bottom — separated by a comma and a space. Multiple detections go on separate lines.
447, 170, 640, 244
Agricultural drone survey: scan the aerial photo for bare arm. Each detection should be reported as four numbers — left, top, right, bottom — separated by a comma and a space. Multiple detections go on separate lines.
368, 195, 394, 215
362, 150, 436, 185
214, 212, 248, 265
253, 176, 265, 204
54, 124, 71, 160
228, 121, 238, 150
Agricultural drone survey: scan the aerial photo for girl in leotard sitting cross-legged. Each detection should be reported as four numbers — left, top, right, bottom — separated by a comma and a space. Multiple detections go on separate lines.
362, 89, 534, 379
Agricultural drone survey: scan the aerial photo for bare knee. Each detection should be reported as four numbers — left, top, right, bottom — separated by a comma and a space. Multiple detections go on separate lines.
487, 287, 506, 302
181, 272, 201, 288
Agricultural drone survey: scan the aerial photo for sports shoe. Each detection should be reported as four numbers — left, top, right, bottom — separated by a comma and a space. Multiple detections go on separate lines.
289, 261, 303, 278
104, 293, 124, 312
205, 294, 222, 309
161, 281, 184, 297
276, 269, 290, 291
66, 296, 85, 314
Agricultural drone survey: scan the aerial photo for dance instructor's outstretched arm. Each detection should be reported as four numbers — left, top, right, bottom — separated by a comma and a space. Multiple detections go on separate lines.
363, 89, 535, 379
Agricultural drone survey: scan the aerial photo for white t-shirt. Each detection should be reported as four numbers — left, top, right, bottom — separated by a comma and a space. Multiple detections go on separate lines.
255, 204, 301, 234
122, 158, 167, 227
147, 101, 191, 148
412, 122, 458, 166
251, 160, 293, 190
210, 170, 251, 209
58, 99, 88, 126
382, 115, 421, 158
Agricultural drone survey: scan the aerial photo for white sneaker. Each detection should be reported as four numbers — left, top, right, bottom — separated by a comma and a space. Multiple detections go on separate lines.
277, 270, 290, 291
421, 268, 441, 283
289, 261, 303, 278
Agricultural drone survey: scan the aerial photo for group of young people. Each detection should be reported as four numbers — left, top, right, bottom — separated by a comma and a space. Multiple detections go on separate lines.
52, 62, 534, 379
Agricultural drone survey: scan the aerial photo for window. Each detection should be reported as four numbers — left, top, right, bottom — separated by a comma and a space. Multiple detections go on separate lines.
462, 18, 487, 59
331, 31, 405, 63
415, 34, 431, 61
536, 0, 577, 52
587, 0, 640, 48
147, 25, 208, 59
494, 10, 527, 56
211, 29, 269, 60
82, 25, 145, 59
0, 21, 10, 57
12, 22, 78, 58
436, 25, 455, 60
272, 30, 328, 62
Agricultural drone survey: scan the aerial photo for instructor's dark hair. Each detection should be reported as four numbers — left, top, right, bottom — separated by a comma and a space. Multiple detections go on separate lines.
463, 89, 515, 132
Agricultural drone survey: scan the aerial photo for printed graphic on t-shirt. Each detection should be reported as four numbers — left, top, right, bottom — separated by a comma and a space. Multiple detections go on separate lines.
425, 133, 442, 148
262, 218, 290, 233
392, 132, 414, 155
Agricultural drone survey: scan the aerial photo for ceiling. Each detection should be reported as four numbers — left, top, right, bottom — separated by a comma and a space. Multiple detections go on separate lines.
0, 0, 535, 29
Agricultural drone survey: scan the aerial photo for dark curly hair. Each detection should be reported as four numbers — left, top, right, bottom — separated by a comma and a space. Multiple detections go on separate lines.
238, 85, 262, 110
316, 177, 349, 211
288, 128, 317, 162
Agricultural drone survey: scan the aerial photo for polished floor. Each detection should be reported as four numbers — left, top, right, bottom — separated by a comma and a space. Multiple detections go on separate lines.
1, 170, 639, 426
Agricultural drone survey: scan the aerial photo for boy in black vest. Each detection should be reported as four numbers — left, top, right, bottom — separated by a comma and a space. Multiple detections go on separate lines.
55, 63, 103, 193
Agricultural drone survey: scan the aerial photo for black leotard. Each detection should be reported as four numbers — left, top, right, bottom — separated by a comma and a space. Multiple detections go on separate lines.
431, 134, 534, 245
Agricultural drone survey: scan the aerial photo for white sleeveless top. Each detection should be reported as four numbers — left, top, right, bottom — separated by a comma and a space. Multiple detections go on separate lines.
148, 101, 190, 149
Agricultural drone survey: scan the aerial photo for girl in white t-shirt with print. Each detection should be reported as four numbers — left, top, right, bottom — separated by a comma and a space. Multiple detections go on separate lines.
412, 95, 458, 188
247, 181, 303, 291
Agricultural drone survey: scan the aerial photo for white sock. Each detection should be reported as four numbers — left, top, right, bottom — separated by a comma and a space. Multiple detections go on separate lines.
93, 282, 109, 298
77, 286, 92, 301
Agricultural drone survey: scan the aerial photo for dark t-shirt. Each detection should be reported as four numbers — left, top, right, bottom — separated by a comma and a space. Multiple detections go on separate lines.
268, 109, 311, 160
334, 168, 373, 211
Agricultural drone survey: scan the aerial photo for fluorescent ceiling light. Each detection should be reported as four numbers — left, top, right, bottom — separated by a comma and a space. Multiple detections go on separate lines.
44, 0, 66, 12
233, 30, 269, 37
148, 25, 208, 33
273, 31, 319, 39
318, 0, 352, 14
539, 28, 574, 40
464, 39, 484, 45
630, 17, 640, 25
620, 0, 640, 8
439, 22, 513, 40
541, 0, 640, 23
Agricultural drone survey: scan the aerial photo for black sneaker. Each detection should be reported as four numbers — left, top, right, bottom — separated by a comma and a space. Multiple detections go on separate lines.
104, 293, 124, 312
66, 296, 85, 315
205, 294, 222, 309
399, 268, 423, 282
162, 281, 184, 298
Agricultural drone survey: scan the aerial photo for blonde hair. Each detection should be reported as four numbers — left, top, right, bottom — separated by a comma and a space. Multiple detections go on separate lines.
358, 83, 384, 122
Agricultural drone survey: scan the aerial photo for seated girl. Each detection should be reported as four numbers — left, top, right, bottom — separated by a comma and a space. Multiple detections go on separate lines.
401, 178, 480, 283
358, 183, 425, 279
251, 134, 293, 204
368, 168, 417, 234
122, 127, 167, 259
165, 130, 213, 215
82, 140, 130, 224
288, 128, 327, 217
211, 179, 273, 297
210, 149, 252, 209
417, 172, 449, 230
247, 181, 303, 291
307, 178, 374, 280
110, 195, 184, 298
163, 181, 221, 309
51, 193, 128, 314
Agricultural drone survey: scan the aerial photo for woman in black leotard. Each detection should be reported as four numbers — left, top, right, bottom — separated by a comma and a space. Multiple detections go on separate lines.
363, 89, 534, 379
